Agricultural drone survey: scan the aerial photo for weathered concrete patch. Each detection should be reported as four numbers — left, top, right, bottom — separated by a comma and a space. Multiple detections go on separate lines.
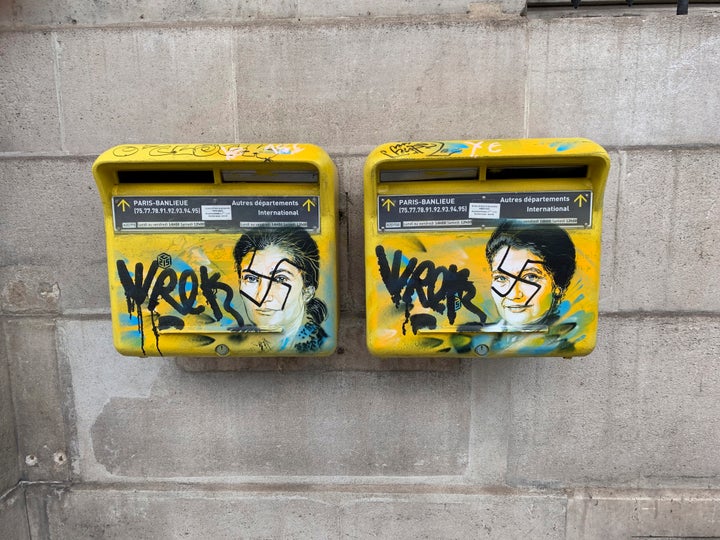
56, 27, 237, 154
528, 17, 720, 146
0, 158, 108, 314
0, 0, 522, 27
4, 318, 71, 482
0, 322, 20, 493
89, 368, 469, 478
0, 487, 30, 540
0, 32, 60, 153
38, 485, 566, 539
566, 491, 720, 539
613, 148, 720, 313
57, 319, 163, 481
340, 492, 566, 538
506, 315, 720, 489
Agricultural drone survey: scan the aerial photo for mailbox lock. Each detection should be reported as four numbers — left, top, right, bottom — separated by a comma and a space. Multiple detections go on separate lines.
474, 344, 490, 357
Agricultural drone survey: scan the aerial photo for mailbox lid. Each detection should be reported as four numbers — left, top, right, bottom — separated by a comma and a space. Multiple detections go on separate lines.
363, 138, 609, 358
94, 143, 338, 358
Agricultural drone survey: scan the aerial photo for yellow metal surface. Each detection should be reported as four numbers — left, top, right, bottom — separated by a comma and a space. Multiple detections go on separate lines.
94, 143, 337, 357
364, 138, 610, 358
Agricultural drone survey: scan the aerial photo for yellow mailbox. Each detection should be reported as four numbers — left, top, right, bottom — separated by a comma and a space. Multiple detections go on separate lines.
364, 138, 610, 358
94, 143, 337, 357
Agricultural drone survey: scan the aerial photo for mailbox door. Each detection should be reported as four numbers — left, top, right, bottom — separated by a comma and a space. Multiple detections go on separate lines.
94, 143, 337, 357
364, 139, 609, 358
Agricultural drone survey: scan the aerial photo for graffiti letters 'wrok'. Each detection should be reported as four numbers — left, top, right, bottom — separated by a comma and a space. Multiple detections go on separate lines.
116, 260, 244, 355
375, 246, 486, 334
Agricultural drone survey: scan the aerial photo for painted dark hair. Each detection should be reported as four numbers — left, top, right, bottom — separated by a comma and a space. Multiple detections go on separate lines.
233, 228, 327, 325
485, 221, 576, 293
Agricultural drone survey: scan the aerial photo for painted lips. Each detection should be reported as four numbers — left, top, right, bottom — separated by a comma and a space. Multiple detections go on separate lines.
503, 304, 531, 311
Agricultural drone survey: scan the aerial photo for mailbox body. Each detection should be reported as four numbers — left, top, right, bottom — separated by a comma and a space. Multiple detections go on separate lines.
94, 143, 337, 357
364, 139, 610, 358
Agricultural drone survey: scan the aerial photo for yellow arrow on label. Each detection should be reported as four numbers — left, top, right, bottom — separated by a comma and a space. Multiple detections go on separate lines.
574, 194, 588, 208
303, 199, 316, 211
116, 199, 130, 211
382, 199, 395, 211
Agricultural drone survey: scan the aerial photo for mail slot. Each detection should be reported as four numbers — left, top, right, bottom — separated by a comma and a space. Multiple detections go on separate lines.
364, 138, 610, 358
93, 143, 338, 357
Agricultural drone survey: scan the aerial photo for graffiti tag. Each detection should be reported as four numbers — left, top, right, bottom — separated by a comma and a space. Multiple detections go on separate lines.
111, 143, 307, 161
379, 141, 503, 159
116, 260, 244, 355
375, 245, 486, 334
380, 141, 466, 159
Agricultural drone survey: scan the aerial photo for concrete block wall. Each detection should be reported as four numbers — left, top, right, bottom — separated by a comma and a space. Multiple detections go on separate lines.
0, 319, 25, 540
2, 1, 720, 538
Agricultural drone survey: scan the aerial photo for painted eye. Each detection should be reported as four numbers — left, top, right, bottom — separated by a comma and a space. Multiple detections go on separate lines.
242, 274, 259, 284
492, 274, 508, 284
273, 275, 289, 284
522, 272, 545, 283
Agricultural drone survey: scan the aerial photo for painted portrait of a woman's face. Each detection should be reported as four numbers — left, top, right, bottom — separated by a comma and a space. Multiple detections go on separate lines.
485, 221, 576, 330
238, 244, 311, 336
233, 228, 328, 353
490, 246, 556, 327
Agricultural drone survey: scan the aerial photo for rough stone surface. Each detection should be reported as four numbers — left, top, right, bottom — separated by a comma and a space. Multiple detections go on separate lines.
566, 491, 720, 539
4, 318, 71, 482
505, 314, 720, 489
51, 20, 527, 155
527, 17, 720, 146
0, 323, 19, 493
467, 358, 512, 484
0, 32, 61, 153
0, 488, 30, 540
231, 20, 526, 153
87, 367, 469, 478
56, 28, 237, 154
0, 158, 108, 314
340, 492, 566, 538
612, 148, 720, 313
36, 485, 566, 539
0, 1, 519, 27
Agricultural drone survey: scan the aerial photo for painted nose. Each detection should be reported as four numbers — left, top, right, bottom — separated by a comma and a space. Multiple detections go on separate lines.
509, 280, 524, 301
253, 279, 268, 303
262, 279, 277, 304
